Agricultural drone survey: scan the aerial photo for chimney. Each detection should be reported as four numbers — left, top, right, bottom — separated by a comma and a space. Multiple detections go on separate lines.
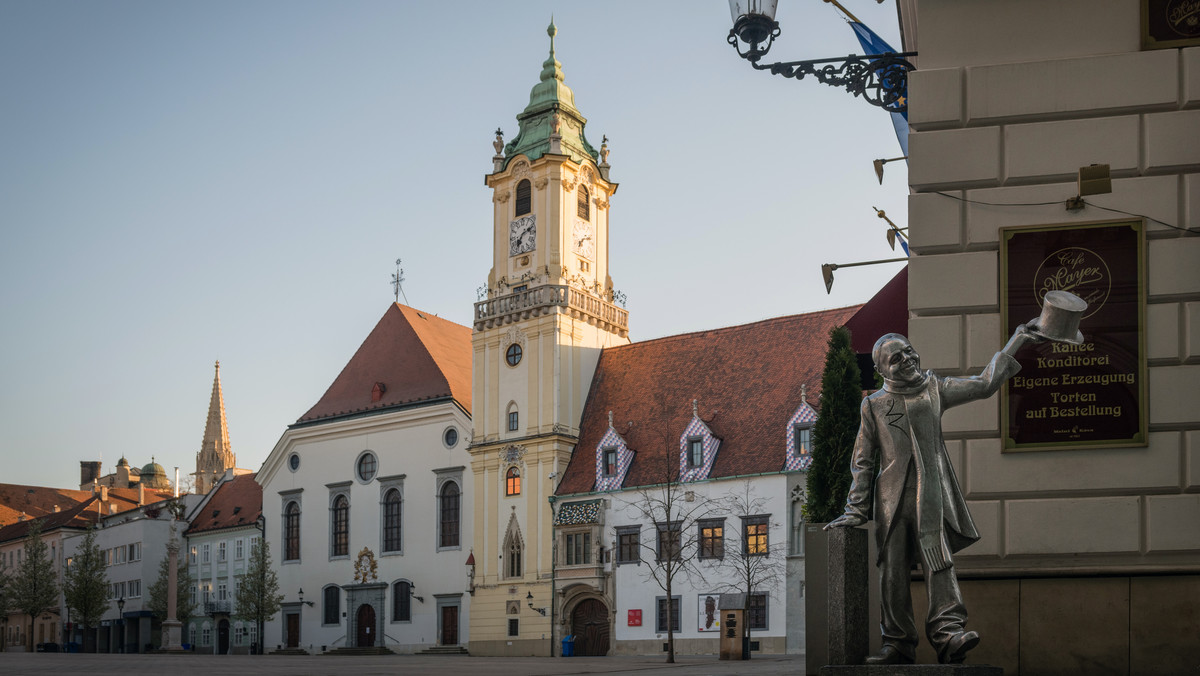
98, 485, 108, 502
80, 460, 102, 488
18, 512, 27, 522
138, 484, 145, 506
53, 505, 60, 513
108, 503, 117, 515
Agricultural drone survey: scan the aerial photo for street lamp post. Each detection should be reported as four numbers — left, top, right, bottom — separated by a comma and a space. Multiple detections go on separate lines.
726, 0, 915, 112
116, 596, 125, 653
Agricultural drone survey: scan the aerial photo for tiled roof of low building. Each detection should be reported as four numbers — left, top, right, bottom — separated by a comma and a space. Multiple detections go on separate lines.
186, 473, 261, 535
555, 306, 861, 495
296, 304, 472, 424
0, 484, 172, 542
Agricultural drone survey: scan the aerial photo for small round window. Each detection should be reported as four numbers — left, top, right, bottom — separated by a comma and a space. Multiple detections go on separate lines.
505, 343, 523, 367
357, 452, 377, 482
288, 453, 300, 472
443, 427, 459, 448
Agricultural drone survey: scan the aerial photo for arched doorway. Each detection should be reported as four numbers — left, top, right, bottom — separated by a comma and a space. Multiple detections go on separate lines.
570, 598, 610, 656
356, 604, 375, 647
217, 619, 229, 654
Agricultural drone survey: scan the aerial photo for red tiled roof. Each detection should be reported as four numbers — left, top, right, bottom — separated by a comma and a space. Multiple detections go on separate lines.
186, 473, 262, 535
555, 306, 861, 495
0, 484, 96, 527
297, 303, 472, 424
0, 484, 172, 543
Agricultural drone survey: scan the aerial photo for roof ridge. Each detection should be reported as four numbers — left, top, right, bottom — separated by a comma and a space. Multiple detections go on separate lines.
612, 305, 865, 350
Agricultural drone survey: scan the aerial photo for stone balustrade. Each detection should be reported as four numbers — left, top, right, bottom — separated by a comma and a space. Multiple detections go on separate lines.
474, 285, 628, 336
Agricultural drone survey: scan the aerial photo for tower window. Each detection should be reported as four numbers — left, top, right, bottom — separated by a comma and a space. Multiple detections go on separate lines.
506, 343, 523, 367
508, 410, 519, 432
515, 179, 532, 216
505, 467, 521, 496
577, 185, 590, 220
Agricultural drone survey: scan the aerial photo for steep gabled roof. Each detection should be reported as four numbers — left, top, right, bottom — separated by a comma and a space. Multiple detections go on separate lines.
297, 304, 472, 424
555, 306, 861, 495
185, 473, 261, 536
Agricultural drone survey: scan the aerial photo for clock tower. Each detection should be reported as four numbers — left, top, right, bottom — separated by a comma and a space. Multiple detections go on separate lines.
467, 21, 628, 656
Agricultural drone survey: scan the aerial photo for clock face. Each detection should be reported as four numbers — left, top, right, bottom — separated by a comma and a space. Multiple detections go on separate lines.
509, 215, 536, 256
571, 218, 594, 259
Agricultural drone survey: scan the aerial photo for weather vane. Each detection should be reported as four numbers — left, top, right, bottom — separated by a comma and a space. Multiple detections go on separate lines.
391, 258, 409, 304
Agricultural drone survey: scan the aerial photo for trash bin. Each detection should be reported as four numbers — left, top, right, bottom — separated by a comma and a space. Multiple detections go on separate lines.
561, 635, 575, 657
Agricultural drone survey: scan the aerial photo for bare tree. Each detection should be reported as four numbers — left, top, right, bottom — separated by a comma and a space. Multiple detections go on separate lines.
708, 481, 786, 659
618, 411, 713, 663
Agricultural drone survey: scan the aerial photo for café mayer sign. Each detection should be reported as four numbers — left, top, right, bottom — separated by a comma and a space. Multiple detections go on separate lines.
1000, 219, 1147, 452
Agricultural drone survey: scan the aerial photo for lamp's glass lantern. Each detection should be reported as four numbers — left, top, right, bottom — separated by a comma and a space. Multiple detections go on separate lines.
728, 0, 781, 61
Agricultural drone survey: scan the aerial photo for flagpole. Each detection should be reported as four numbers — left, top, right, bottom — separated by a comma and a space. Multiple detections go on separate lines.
822, 0, 862, 24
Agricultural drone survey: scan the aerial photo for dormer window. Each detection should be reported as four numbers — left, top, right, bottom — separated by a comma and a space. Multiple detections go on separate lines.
686, 438, 704, 467
602, 447, 618, 476
793, 424, 812, 458
577, 185, 590, 220
516, 179, 532, 216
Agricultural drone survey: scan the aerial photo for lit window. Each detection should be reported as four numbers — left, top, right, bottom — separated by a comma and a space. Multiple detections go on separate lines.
744, 515, 769, 556
699, 519, 724, 559
505, 467, 521, 496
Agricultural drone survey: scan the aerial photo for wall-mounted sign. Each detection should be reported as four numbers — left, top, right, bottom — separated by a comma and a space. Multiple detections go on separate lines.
697, 593, 721, 632
1000, 219, 1147, 452
627, 609, 642, 627
1142, 0, 1200, 49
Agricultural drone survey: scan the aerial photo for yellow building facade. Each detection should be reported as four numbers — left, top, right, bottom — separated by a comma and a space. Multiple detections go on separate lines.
467, 22, 629, 656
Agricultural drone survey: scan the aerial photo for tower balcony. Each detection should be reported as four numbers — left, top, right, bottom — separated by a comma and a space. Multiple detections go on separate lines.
474, 285, 628, 336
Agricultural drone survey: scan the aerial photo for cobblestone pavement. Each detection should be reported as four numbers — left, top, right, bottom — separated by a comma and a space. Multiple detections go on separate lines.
0, 652, 806, 676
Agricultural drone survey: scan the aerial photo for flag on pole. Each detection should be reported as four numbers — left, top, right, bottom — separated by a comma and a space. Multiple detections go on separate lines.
848, 21, 909, 156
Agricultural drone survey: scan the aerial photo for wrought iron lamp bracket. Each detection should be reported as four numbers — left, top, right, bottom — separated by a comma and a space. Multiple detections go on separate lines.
735, 42, 916, 113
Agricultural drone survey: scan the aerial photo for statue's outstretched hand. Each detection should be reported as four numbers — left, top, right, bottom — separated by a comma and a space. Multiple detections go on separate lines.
823, 514, 866, 530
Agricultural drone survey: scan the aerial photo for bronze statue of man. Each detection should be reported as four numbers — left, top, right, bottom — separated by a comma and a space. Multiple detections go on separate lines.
825, 323, 1040, 665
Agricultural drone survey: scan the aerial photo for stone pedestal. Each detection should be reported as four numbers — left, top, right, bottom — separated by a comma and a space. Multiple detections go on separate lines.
828, 526, 869, 665
821, 665, 1003, 676
160, 619, 184, 652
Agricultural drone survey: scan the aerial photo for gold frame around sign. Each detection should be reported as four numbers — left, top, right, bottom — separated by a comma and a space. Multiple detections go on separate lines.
999, 218, 1148, 452
1141, 0, 1200, 50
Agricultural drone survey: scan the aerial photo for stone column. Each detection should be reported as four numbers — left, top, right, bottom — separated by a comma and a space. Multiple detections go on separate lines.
161, 524, 184, 651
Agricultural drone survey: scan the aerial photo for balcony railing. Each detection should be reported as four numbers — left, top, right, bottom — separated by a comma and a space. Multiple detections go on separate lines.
205, 600, 231, 615
474, 285, 628, 336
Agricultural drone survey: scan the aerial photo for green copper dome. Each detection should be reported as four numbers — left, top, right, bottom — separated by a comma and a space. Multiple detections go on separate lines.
502, 20, 598, 169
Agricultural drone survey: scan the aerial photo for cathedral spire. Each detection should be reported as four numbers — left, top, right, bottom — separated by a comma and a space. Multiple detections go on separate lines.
501, 20, 599, 170
196, 360, 235, 493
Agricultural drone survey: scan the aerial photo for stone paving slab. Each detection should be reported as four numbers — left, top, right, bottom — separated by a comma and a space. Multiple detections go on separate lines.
0, 653, 806, 676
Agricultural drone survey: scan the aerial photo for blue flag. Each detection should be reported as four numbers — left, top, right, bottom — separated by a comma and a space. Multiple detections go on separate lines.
849, 21, 909, 156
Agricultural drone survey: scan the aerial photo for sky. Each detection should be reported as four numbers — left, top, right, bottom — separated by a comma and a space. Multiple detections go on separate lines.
0, 1, 911, 489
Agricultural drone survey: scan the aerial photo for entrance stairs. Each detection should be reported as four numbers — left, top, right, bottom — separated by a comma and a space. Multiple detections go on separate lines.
419, 645, 469, 655
324, 646, 396, 656
269, 648, 310, 655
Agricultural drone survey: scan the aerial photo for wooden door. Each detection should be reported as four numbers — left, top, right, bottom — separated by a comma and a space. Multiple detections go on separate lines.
217, 619, 230, 654
285, 613, 299, 648
440, 605, 459, 645
571, 598, 610, 656
356, 604, 376, 647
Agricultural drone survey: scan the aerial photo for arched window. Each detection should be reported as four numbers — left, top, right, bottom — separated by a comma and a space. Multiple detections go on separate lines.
577, 185, 590, 220
284, 501, 300, 561
505, 467, 521, 496
392, 580, 411, 622
382, 489, 402, 553
322, 585, 340, 625
504, 520, 523, 579
507, 402, 520, 432
515, 179, 532, 216
331, 495, 349, 557
439, 483, 460, 548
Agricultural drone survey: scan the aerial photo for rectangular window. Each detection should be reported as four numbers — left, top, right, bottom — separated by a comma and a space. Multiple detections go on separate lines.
748, 593, 768, 630
508, 411, 519, 432
235, 539, 244, 560
128, 543, 141, 562
743, 515, 769, 556
201, 627, 211, 646
202, 544, 210, 563
128, 579, 141, 598
686, 438, 704, 467
793, 424, 812, 457
218, 541, 227, 562
189, 546, 197, 565
203, 584, 211, 604
507, 618, 519, 637
616, 526, 640, 564
218, 583, 227, 601
248, 623, 257, 646
656, 521, 681, 562
698, 519, 725, 559
602, 447, 618, 476
565, 532, 592, 566
655, 596, 681, 633
189, 586, 197, 605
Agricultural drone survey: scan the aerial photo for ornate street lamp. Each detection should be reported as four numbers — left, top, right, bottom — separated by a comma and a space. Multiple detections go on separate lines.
116, 596, 126, 653
727, 0, 915, 112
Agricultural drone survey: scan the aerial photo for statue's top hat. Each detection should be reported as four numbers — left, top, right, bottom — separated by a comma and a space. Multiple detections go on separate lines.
1031, 290, 1087, 344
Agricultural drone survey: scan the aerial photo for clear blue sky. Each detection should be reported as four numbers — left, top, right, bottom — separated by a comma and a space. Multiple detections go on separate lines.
0, 1, 910, 489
